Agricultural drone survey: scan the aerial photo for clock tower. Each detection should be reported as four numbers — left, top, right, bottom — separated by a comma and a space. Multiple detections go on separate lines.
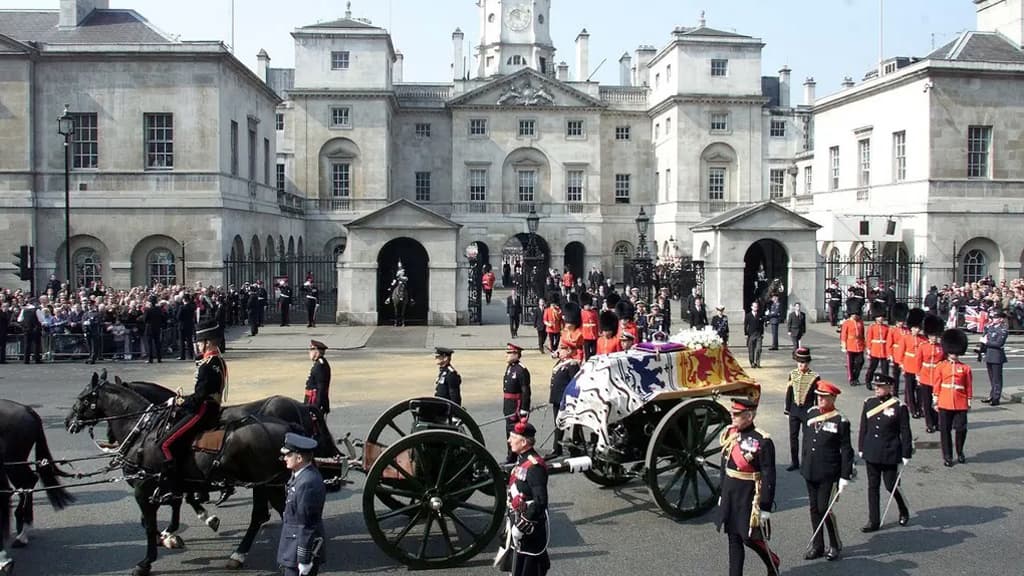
475, 0, 555, 77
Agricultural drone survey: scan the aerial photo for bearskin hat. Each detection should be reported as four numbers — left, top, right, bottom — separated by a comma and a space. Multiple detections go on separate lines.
891, 302, 909, 323
869, 301, 887, 319
846, 298, 863, 317
941, 328, 968, 356
580, 292, 593, 307
562, 301, 582, 326
605, 292, 621, 309
905, 308, 926, 330
599, 310, 619, 333
615, 300, 635, 321
546, 291, 561, 306
923, 314, 945, 338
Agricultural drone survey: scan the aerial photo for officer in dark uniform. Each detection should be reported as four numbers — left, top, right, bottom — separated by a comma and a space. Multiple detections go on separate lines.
248, 286, 263, 336
304, 340, 331, 415
785, 347, 820, 471
277, 432, 326, 576
303, 280, 320, 328
800, 381, 853, 562
716, 398, 779, 576
503, 343, 532, 463
981, 310, 1008, 405
502, 420, 550, 576
857, 374, 911, 532
255, 280, 269, 327
278, 279, 293, 326
826, 280, 843, 327
545, 341, 580, 459
434, 346, 462, 405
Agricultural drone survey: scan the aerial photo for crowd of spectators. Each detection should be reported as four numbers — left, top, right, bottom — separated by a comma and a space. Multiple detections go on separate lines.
924, 276, 1024, 331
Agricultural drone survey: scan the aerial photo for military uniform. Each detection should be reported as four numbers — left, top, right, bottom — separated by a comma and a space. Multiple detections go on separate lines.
784, 353, 819, 470
503, 344, 532, 463
278, 283, 293, 326
304, 341, 331, 415
277, 434, 326, 576
434, 347, 462, 406
546, 355, 580, 457
800, 383, 854, 560
504, 440, 550, 576
303, 283, 320, 328
936, 329, 973, 466
826, 285, 843, 326
857, 377, 911, 530
982, 314, 1008, 405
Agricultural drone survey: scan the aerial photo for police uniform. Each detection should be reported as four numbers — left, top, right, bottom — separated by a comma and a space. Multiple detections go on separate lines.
716, 399, 779, 576
857, 375, 911, 531
304, 340, 331, 415
784, 348, 819, 470
502, 421, 551, 576
503, 343, 532, 463
546, 350, 580, 458
277, 433, 326, 576
434, 347, 462, 406
800, 382, 854, 561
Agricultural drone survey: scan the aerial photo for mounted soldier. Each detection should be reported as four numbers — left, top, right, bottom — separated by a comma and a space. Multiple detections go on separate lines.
385, 260, 410, 326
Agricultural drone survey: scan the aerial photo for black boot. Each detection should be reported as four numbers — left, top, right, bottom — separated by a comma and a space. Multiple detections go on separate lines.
151, 461, 180, 505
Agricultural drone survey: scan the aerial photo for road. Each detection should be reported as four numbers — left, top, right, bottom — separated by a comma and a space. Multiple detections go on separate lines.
0, 323, 1021, 576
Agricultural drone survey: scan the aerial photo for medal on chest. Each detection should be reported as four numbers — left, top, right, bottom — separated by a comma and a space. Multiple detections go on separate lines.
883, 408, 895, 418
739, 436, 760, 460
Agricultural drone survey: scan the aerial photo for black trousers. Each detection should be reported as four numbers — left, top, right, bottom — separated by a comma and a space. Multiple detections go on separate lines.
23, 330, 42, 363
788, 415, 803, 466
846, 351, 864, 384
547, 331, 560, 352
890, 363, 903, 396
865, 462, 908, 527
536, 328, 546, 352
903, 373, 919, 415
509, 315, 520, 337
484, 289, 493, 304
179, 328, 194, 360
727, 532, 776, 576
0, 329, 6, 362
828, 303, 840, 326
307, 300, 317, 326
938, 409, 968, 461
88, 332, 103, 363
917, 384, 937, 429
987, 362, 1004, 401
746, 334, 763, 367
280, 302, 290, 326
769, 323, 780, 349
866, 356, 889, 387
583, 339, 597, 360
147, 332, 162, 361
249, 311, 260, 336
806, 479, 841, 552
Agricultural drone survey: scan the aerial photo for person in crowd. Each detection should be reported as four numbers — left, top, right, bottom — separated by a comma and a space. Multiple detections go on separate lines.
901, 309, 927, 417
501, 420, 551, 576
767, 294, 783, 351
277, 433, 326, 576
864, 303, 890, 389
981, 309, 1008, 406
918, 314, 947, 433
840, 302, 865, 386
482, 265, 496, 305
502, 343, 532, 464
711, 305, 730, 346
579, 294, 599, 359
546, 341, 580, 459
532, 298, 548, 355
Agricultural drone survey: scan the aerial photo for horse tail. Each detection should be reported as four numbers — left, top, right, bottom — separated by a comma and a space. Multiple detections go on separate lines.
29, 408, 76, 510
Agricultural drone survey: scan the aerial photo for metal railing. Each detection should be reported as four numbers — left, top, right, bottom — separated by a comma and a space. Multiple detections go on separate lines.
278, 191, 305, 214
303, 198, 391, 213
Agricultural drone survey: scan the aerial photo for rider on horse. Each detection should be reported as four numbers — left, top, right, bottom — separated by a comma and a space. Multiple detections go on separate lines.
154, 318, 227, 504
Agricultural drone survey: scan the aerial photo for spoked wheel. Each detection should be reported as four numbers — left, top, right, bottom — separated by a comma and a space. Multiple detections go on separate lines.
363, 430, 506, 569
645, 398, 729, 519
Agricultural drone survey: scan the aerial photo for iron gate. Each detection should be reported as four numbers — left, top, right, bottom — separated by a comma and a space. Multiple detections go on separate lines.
223, 256, 338, 324
823, 256, 925, 306
658, 259, 706, 301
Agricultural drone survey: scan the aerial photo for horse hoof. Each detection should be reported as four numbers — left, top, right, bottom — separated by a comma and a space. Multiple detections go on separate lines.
206, 516, 221, 532
160, 533, 185, 549
0, 559, 12, 576
131, 564, 151, 576
225, 559, 243, 570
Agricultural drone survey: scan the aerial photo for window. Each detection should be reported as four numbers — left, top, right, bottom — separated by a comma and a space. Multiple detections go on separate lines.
148, 249, 176, 286
70, 112, 98, 169
469, 118, 488, 136
263, 138, 270, 184
829, 146, 840, 190
770, 119, 786, 138
415, 123, 431, 137
415, 171, 431, 202
666, 64, 672, 83
275, 113, 284, 131
144, 113, 173, 169
276, 163, 285, 193
73, 248, 102, 288
665, 169, 671, 197
804, 166, 813, 194
507, 55, 526, 66
655, 171, 660, 199
230, 121, 238, 176
248, 127, 257, 181
615, 126, 631, 141
665, 117, 672, 134
486, 56, 494, 69
711, 59, 728, 77
566, 169, 584, 204
708, 167, 725, 200
858, 138, 871, 187
893, 131, 906, 182
469, 168, 488, 203
519, 119, 536, 137
769, 169, 785, 199
517, 170, 536, 204
710, 112, 729, 132
614, 174, 631, 204
330, 106, 351, 128
967, 125, 992, 178
331, 162, 351, 209
654, 73, 660, 88
566, 120, 585, 138
655, 123, 661, 139
962, 249, 987, 284
331, 51, 350, 70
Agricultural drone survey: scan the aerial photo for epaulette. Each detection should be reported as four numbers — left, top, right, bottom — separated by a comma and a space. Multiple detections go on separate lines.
754, 427, 771, 440
316, 357, 325, 364
527, 454, 547, 468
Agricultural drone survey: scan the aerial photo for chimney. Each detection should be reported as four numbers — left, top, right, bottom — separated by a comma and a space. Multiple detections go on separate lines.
256, 49, 271, 83
841, 76, 855, 89
557, 61, 570, 81
452, 28, 465, 80
394, 51, 404, 83
575, 29, 590, 82
59, 0, 108, 28
778, 66, 791, 108
803, 77, 816, 106
619, 52, 633, 86
634, 45, 656, 87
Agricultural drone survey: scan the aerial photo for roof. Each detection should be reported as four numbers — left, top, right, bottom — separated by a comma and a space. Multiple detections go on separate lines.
345, 198, 462, 230
926, 31, 1024, 63
691, 200, 822, 232
448, 67, 606, 108
299, 17, 382, 31
0, 9, 173, 44
761, 76, 780, 107
673, 25, 751, 39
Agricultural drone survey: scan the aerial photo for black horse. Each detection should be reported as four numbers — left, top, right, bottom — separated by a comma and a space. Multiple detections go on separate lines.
0, 399, 75, 550
66, 374, 341, 575
0, 443, 13, 575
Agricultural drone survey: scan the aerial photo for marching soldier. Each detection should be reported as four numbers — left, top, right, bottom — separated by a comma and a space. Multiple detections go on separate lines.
981, 309, 1008, 406
800, 381, 854, 562
503, 343, 532, 463
580, 294, 599, 359
858, 374, 911, 532
840, 302, 865, 386
864, 303, 890, 389
502, 420, 551, 576
901, 309, 927, 418
559, 302, 585, 362
434, 347, 462, 406
716, 398, 779, 576
918, 315, 947, 433
304, 340, 331, 415
886, 303, 910, 397
596, 310, 622, 355
826, 279, 843, 327
785, 347, 820, 471
277, 433, 326, 576
936, 329, 972, 467
546, 342, 580, 459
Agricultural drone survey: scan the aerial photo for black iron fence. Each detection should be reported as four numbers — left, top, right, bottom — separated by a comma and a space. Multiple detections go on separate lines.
823, 256, 926, 306
223, 256, 338, 324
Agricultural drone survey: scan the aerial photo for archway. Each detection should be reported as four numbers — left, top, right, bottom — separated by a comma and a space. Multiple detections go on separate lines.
564, 241, 585, 281
377, 237, 430, 325
129, 234, 180, 287
612, 241, 633, 284
471, 240, 492, 271
743, 239, 789, 311
501, 233, 551, 293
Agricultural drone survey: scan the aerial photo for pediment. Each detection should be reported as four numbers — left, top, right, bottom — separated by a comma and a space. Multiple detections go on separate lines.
0, 34, 34, 55
345, 198, 462, 231
449, 68, 605, 109
691, 201, 822, 232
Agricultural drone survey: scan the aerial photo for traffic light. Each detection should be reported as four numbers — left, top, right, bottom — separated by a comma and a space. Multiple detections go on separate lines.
11, 244, 31, 281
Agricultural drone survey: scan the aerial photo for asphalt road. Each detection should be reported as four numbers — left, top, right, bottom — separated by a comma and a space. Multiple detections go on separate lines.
0, 335, 1021, 576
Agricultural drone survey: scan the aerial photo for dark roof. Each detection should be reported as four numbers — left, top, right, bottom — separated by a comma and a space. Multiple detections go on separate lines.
300, 17, 381, 31
0, 9, 172, 44
674, 25, 751, 39
267, 68, 294, 98
927, 31, 1024, 63
690, 201, 821, 232
761, 76, 780, 107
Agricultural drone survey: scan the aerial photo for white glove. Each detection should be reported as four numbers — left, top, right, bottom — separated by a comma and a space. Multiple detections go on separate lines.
838, 478, 849, 493
760, 511, 771, 521
511, 525, 524, 544
858, 451, 863, 459
164, 397, 175, 407
298, 563, 313, 576
902, 457, 910, 466
518, 409, 530, 418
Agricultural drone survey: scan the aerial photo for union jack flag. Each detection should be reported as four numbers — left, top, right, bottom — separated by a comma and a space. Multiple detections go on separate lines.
963, 306, 986, 333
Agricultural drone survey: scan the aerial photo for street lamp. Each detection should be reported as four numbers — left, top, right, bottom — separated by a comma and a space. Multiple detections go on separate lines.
522, 206, 544, 322
631, 206, 654, 303
56, 105, 75, 287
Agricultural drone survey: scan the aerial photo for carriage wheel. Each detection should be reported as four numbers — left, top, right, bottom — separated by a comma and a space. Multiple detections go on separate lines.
581, 458, 632, 487
363, 430, 506, 569
645, 398, 729, 519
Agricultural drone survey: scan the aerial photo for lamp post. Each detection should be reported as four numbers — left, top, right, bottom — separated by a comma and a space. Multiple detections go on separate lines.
522, 206, 543, 323
466, 242, 482, 325
631, 206, 654, 303
56, 105, 75, 286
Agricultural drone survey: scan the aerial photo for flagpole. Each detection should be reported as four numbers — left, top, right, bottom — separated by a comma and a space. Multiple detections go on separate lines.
230, 0, 235, 53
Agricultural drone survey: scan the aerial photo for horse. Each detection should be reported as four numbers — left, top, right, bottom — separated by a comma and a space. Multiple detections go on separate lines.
66, 374, 342, 574
0, 443, 13, 575
386, 277, 409, 326
0, 399, 75, 550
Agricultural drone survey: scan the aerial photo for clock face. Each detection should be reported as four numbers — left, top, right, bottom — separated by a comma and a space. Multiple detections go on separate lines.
506, 6, 532, 31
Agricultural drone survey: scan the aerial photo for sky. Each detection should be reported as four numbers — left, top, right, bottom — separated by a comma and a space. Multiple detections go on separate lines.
2, 0, 979, 98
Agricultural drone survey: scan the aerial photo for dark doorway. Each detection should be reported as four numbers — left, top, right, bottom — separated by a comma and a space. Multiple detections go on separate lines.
743, 239, 789, 312
564, 241, 585, 282
474, 241, 492, 272
377, 237, 430, 325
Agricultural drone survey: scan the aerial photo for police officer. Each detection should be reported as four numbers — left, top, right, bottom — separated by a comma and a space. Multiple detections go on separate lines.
503, 343, 532, 464
716, 398, 779, 576
277, 432, 326, 576
503, 420, 551, 576
981, 309, 1008, 406
304, 340, 331, 415
800, 381, 853, 562
858, 373, 911, 532
546, 342, 580, 459
434, 346, 462, 406
785, 347, 819, 471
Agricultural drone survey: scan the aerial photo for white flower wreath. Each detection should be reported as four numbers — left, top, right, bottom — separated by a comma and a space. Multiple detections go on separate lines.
668, 325, 723, 350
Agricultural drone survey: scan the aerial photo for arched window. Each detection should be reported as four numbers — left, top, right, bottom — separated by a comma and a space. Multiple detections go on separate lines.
506, 55, 525, 66
827, 247, 841, 280
74, 248, 102, 288
855, 247, 872, 280
612, 241, 633, 284
148, 249, 176, 286
962, 249, 987, 284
